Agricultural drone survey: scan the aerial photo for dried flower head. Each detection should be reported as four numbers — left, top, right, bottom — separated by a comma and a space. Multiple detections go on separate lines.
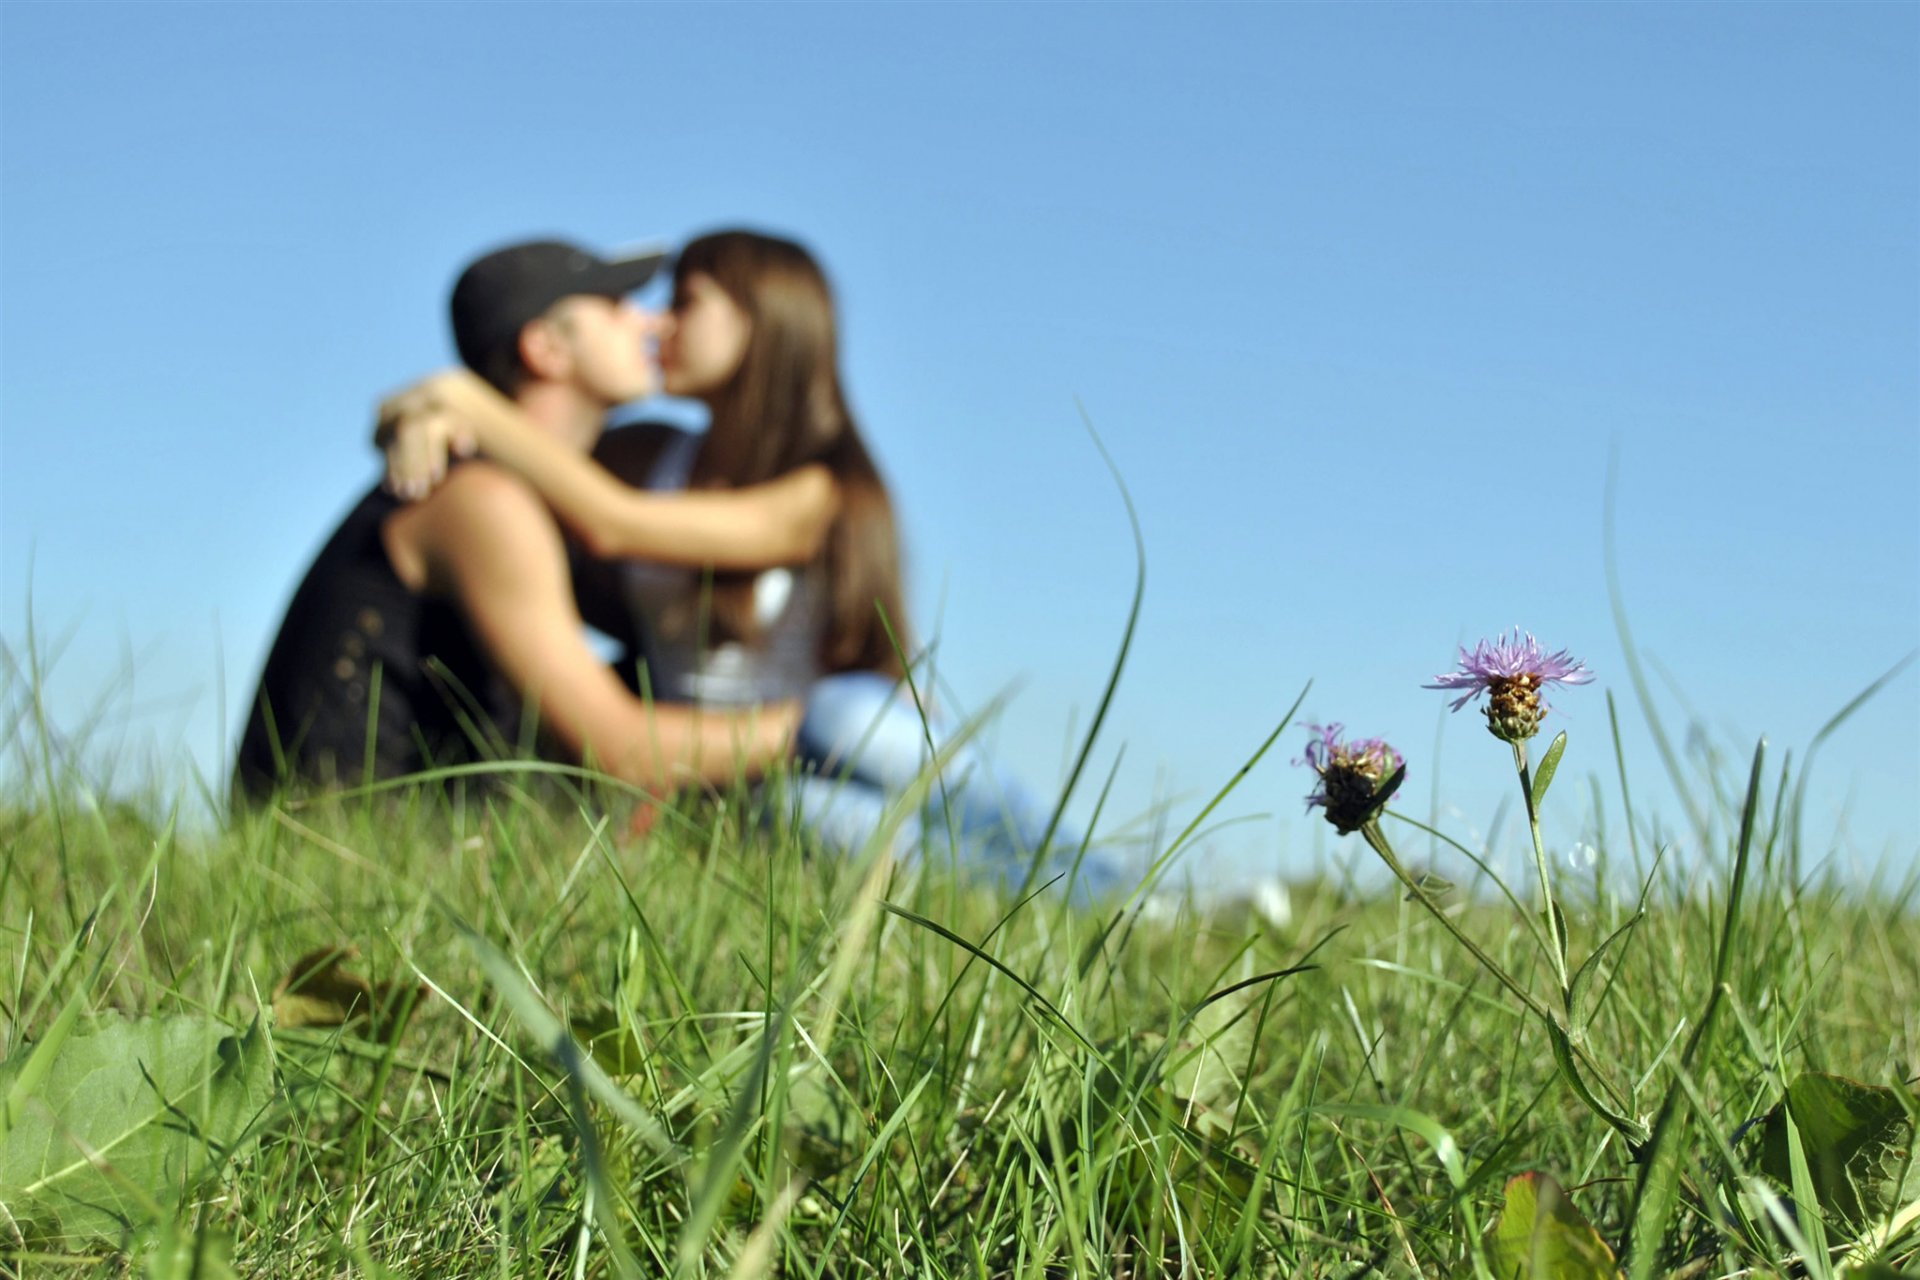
1426, 629, 1593, 742
1297, 723, 1405, 834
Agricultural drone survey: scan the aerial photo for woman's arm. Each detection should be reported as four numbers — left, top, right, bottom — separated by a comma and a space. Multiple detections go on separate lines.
378, 370, 838, 570
479, 413, 836, 568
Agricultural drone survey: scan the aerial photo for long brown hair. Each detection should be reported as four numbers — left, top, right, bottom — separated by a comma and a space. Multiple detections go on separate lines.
676, 230, 911, 676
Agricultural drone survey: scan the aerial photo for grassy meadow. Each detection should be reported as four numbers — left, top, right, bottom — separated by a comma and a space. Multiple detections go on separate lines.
1, 706, 1915, 1279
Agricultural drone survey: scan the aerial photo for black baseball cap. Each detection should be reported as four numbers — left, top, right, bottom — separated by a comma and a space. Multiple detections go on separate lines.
449, 238, 668, 371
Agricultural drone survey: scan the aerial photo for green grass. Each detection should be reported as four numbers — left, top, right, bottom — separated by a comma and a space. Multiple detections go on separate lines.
0, 741, 1913, 1277
4, 473, 1915, 1278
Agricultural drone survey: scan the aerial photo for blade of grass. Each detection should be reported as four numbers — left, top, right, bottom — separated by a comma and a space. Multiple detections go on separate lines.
1626, 736, 1767, 1279
1010, 402, 1146, 899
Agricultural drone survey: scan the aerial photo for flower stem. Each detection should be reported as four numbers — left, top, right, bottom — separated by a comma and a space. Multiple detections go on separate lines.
1359, 821, 1551, 1023
1513, 739, 1570, 1005
1361, 818, 1646, 1146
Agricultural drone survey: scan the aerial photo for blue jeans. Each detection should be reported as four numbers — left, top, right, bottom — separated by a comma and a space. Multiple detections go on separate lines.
788, 671, 1127, 901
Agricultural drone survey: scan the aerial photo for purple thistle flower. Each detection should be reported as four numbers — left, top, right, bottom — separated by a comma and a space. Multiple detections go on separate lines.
1425, 629, 1594, 742
1296, 723, 1405, 834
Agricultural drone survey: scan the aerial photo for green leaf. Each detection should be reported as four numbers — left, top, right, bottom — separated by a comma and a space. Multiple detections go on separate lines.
139, 1217, 241, 1280
1486, 1171, 1619, 1279
1163, 981, 1258, 1117
1548, 899, 1571, 972
0, 979, 91, 1140
1568, 907, 1645, 1021
1782, 1100, 1836, 1280
271, 946, 424, 1044
1546, 1018, 1647, 1147
1315, 1103, 1467, 1191
781, 1065, 864, 1179
3, 908, 109, 1141
1531, 732, 1568, 809
1757, 1074, 1919, 1229
0, 1014, 273, 1246
569, 1002, 650, 1080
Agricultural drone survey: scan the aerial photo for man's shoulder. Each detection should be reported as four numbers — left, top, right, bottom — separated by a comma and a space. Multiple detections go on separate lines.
425, 459, 549, 517
387, 460, 563, 590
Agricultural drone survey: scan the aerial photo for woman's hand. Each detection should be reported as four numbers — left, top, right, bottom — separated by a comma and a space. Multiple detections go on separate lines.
374, 369, 491, 499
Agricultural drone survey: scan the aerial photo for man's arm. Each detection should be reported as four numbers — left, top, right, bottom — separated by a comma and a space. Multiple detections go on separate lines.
389, 463, 798, 790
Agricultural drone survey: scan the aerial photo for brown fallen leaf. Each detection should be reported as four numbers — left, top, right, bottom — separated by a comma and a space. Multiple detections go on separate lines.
272, 945, 426, 1043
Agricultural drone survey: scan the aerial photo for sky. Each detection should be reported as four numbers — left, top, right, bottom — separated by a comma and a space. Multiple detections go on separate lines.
2, 2, 1915, 890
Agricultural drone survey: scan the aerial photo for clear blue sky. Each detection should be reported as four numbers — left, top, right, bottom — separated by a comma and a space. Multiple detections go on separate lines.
3, 3, 1914, 886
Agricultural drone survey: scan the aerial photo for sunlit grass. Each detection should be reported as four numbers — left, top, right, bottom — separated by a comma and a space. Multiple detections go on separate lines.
3, 457, 1914, 1275
1, 704, 1913, 1277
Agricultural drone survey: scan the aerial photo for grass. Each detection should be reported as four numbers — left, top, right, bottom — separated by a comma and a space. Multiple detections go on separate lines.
0, 721, 1914, 1277
3, 462, 1915, 1276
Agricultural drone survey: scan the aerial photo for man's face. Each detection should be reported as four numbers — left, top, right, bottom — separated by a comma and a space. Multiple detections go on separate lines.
542, 294, 659, 405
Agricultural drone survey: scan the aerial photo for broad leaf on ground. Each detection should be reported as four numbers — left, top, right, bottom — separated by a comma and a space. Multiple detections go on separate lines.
1485, 1171, 1618, 1279
1163, 981, 1257, 1127
0, 1014, 274, 1246
781, 1063, 866, 1179
1757, 1073, 1919, 1229
271, 946, 424, 1043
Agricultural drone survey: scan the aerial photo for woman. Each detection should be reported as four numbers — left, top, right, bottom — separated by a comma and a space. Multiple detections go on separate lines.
385, 230, 1120, 897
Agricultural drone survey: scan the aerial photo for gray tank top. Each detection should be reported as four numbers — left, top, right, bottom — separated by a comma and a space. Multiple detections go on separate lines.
618, 430, 824, 705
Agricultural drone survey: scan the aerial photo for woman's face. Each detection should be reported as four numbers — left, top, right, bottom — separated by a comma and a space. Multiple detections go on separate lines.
660, 271, 752, 399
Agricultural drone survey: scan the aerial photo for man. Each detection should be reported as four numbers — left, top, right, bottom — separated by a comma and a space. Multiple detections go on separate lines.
233, 238, 802, 800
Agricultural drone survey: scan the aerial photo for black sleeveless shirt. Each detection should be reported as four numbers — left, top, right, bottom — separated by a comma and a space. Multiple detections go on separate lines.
232, 485, 522, 800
